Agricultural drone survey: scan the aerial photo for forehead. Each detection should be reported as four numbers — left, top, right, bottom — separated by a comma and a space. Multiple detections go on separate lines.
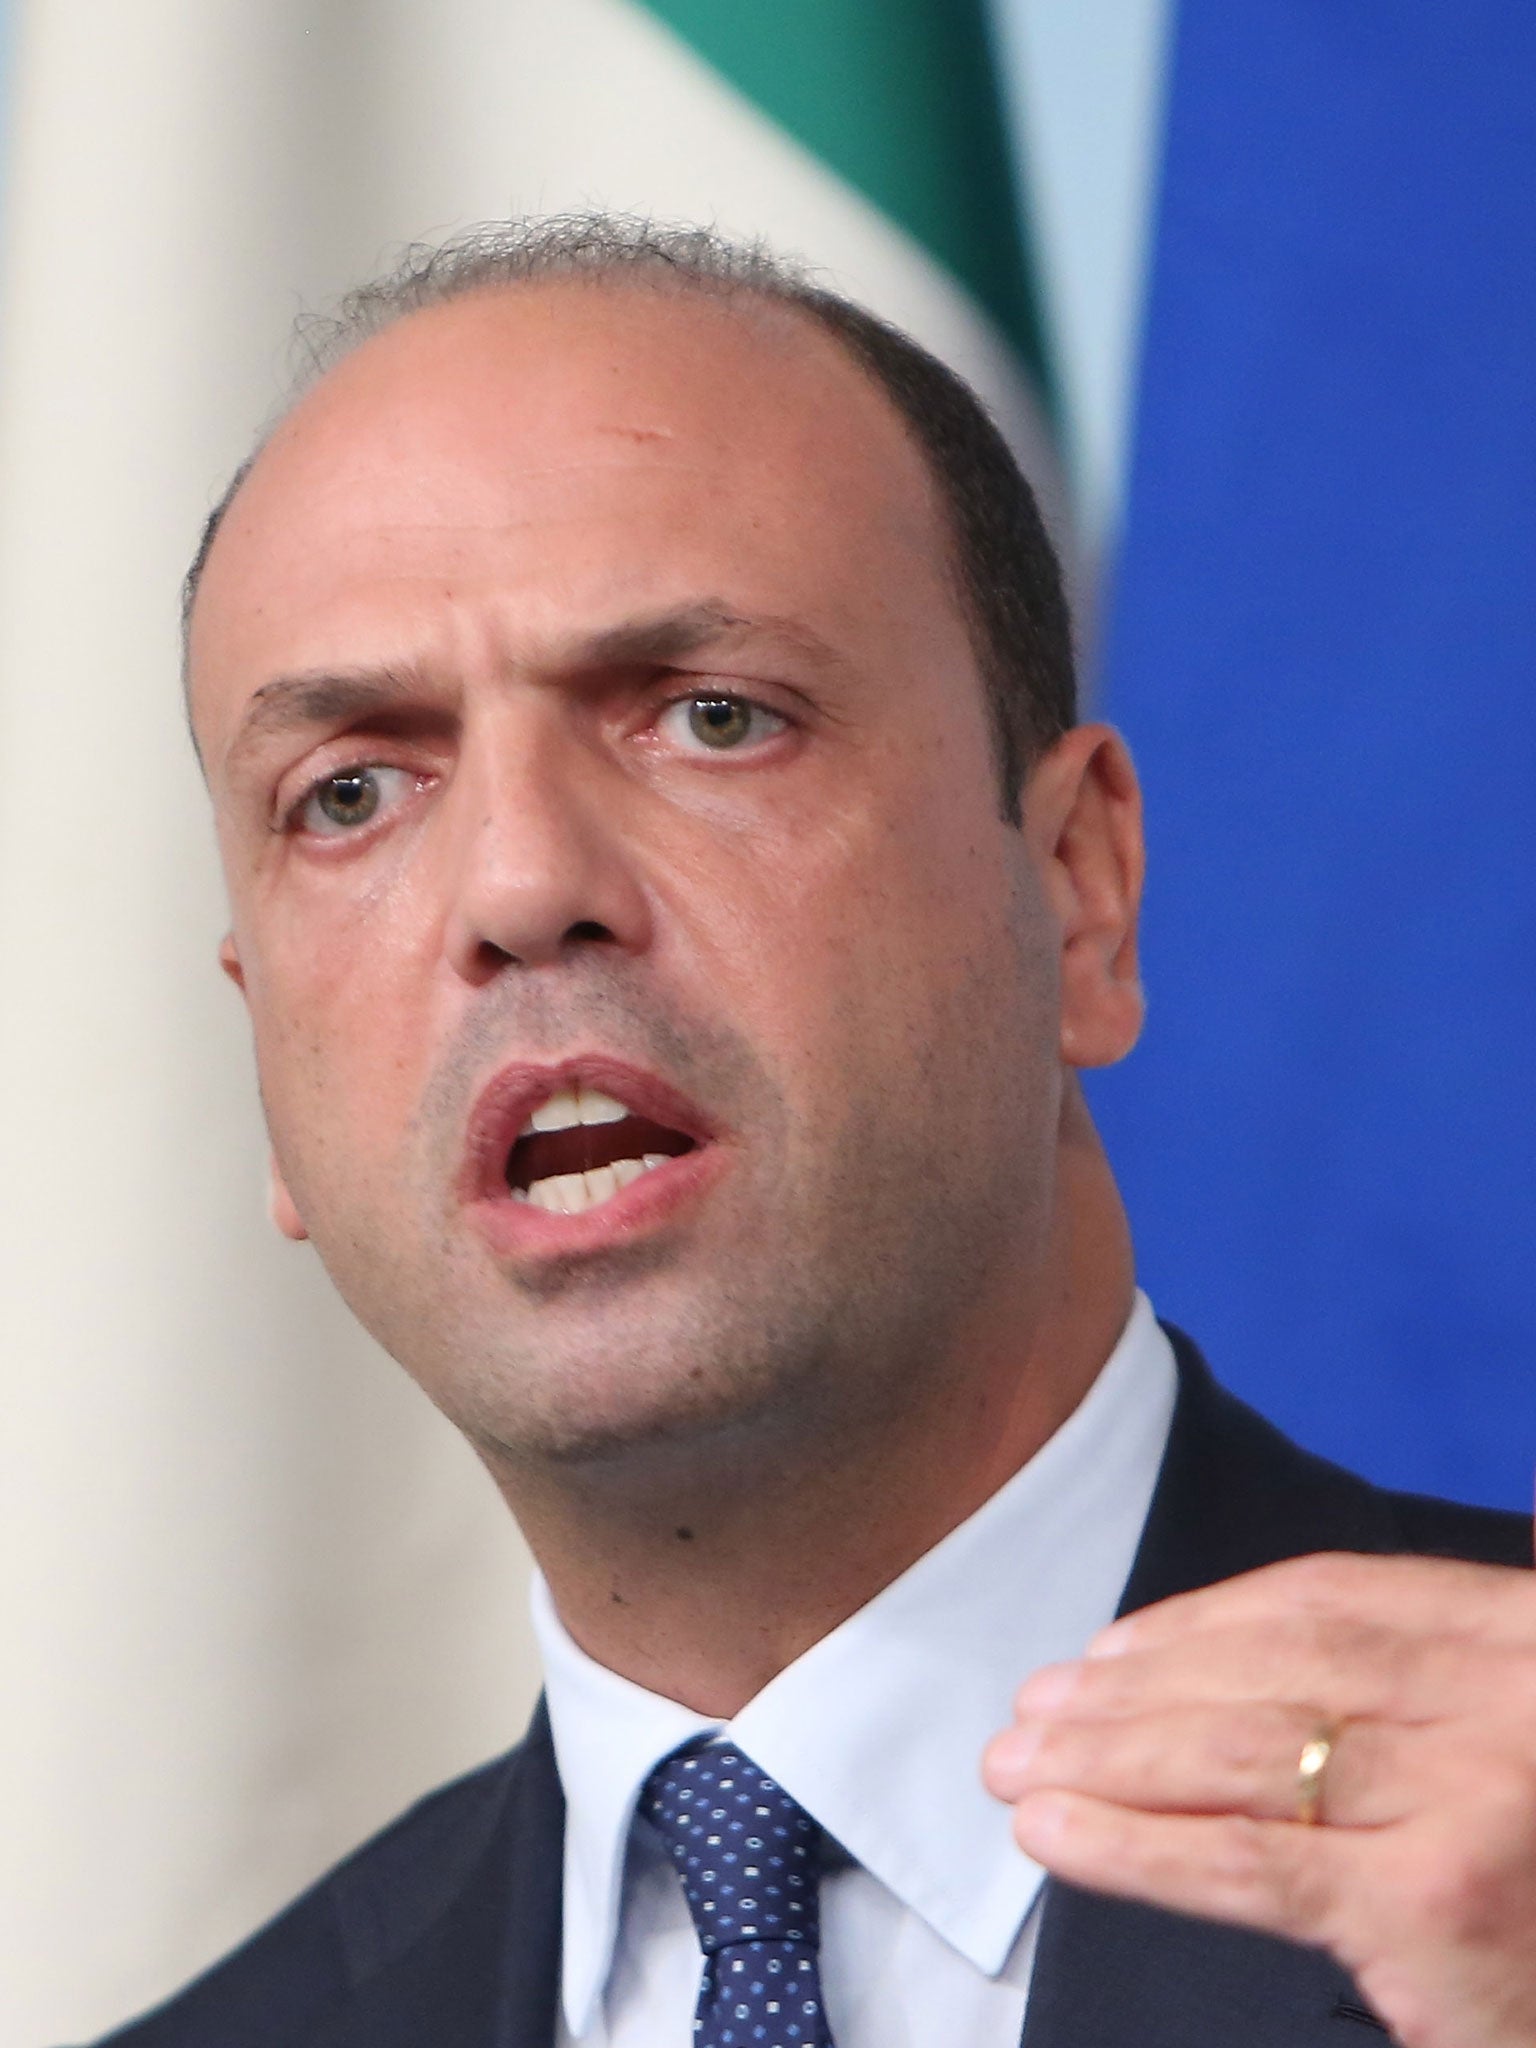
188, 281, 964, 756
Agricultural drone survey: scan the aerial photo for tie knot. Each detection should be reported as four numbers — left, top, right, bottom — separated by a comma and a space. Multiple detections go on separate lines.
641, 1743, 824, 1956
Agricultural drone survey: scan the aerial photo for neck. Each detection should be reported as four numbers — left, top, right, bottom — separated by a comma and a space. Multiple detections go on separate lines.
495, 1088, 1134, 1716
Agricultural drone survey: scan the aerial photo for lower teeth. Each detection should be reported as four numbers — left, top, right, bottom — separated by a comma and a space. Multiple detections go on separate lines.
518, 1152, 671, 1215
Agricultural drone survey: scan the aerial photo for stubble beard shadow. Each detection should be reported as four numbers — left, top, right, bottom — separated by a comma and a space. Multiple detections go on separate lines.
283, 929, 1053, 1503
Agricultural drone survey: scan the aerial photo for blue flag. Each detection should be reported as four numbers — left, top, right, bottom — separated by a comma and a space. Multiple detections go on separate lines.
1094, 2, 1536, 1509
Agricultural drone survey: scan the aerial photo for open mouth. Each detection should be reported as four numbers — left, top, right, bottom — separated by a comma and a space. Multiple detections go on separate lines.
505, 1084, 697, 1215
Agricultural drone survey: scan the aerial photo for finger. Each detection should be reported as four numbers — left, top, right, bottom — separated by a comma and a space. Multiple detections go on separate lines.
1011, 1790, 1351, 1950
1013, 1618, 1531, 1727
986, 1703, 1414, 1827
1090, 1552, 1536, 1660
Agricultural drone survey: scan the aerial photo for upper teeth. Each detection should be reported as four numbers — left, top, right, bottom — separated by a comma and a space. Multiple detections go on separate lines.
521, 1085, 630, 1137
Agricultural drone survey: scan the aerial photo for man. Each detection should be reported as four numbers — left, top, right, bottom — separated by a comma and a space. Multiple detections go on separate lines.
96, 218, 1536, 2048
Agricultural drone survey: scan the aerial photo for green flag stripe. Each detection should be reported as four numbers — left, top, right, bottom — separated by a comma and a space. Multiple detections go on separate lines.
637, 0, 1057, 410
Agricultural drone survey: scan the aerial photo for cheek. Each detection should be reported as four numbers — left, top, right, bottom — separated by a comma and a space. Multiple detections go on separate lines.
679, 783, 1043, 1094
236, 894, 436, 1148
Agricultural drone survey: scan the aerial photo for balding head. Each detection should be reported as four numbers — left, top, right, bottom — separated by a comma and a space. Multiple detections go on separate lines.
184, 217, 1074, 818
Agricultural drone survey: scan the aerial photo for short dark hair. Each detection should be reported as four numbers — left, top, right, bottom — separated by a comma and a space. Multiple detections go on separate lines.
184, 216, 1075, 818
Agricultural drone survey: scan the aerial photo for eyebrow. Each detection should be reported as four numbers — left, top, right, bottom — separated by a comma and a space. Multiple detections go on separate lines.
550, 600, 845, 674
220, 600, 844, 776
221, 666, 427, 779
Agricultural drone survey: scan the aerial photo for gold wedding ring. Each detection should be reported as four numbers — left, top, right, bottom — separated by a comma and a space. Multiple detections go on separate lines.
1295, 1720, 1341, 1826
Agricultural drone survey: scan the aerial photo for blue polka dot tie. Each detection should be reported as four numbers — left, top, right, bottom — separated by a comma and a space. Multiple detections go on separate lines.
642, 1742, 837, 2047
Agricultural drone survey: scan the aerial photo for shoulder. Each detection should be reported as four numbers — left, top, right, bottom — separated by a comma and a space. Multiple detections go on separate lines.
1376, 1479, 1530, 1568
1127, 1323, 1530, 1610
84, 1718, 552, 2047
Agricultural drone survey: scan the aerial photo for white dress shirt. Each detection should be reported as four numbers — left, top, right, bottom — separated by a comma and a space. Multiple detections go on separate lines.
535, 1291, 1178, 2048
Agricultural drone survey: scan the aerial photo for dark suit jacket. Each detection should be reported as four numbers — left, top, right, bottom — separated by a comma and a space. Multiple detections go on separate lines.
91, 1329, 1531, 2048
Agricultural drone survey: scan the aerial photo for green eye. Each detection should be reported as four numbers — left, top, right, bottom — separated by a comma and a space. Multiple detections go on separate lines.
315, 769, 380, 827
297, 765, 417, 836
656, 693, 785, 756
686, 697, 757, 749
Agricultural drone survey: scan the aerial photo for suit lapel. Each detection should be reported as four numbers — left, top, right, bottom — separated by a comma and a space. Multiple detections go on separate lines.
1021, 1889, 1386, 2048
1020, 1327, 1398, 2048
313, 1706, 565, 2048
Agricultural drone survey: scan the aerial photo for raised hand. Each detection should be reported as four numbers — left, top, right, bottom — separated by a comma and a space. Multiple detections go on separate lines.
984, 1550, 1536, 2048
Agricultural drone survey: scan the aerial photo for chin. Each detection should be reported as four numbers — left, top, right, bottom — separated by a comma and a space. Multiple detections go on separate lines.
475, 1380, 779, 1476
443, 1321, 829, 1483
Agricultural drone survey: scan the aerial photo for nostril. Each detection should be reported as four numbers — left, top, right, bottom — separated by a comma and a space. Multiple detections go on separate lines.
462, 922, 614, 979
473, 939, 517, 973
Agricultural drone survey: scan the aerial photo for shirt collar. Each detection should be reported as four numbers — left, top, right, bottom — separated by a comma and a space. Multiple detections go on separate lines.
533, 1289, 1177, 2037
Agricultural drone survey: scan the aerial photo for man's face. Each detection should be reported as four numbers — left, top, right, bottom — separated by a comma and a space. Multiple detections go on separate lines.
190, 283, 1097, 1479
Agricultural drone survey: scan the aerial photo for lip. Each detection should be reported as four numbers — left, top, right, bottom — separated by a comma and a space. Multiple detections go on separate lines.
459, 1054, 723, 1258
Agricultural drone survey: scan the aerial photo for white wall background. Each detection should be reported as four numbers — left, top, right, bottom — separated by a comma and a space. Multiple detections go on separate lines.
0, 4, 1169, 2040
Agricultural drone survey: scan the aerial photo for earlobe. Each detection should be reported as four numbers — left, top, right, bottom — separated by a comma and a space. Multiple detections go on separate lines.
1026, 725, 1147, 1071
268, 1155, 308, 1241
219, 933, 246, 993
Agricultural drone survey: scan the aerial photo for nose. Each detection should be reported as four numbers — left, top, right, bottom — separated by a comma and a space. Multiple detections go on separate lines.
441, 712, 653, 981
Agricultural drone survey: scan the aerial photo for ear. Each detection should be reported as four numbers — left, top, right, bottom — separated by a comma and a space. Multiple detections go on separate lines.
1021, 723, 1145, 1069
267, 1153, 309, 1242
220, 935, 309, 1241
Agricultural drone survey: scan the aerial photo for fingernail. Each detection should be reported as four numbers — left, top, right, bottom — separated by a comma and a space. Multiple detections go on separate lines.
1014, 1790, 1071, 1854
983, 1724, 1041, 1799
1086, 1621, 1135, 1659
1016, 1662, 1079, 1710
